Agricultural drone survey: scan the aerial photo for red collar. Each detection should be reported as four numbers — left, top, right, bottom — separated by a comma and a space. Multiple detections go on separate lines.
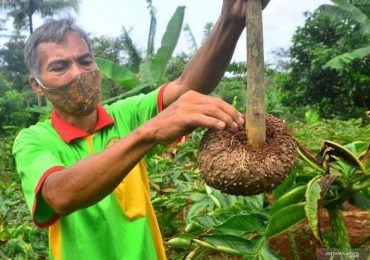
51, 104, 115, 143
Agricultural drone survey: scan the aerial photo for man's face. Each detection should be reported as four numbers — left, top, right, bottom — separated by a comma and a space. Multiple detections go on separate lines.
31, 31, 102, 116
36, 31, 98, 87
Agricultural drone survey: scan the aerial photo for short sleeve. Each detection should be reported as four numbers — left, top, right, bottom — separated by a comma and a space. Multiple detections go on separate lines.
106, 84, 168, 130
12, 129, 65, 228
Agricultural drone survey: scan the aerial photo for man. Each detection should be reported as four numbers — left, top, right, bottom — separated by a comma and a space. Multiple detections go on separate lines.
13, 0, 270, 259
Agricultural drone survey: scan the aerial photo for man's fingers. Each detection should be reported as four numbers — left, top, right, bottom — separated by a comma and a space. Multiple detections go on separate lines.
178, 91, 244, 128
197, 104, 238, 129
187, 114, 226, 130
202, 96, 244, 127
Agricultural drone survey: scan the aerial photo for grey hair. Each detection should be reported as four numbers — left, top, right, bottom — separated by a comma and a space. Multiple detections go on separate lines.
24, 18, 92, 78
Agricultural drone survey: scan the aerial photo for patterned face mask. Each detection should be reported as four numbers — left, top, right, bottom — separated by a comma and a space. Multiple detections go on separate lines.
35, 69, 102, 116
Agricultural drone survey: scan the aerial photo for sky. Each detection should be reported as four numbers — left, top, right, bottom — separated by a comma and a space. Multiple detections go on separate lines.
2, 0, 332, 62
73, 0, 332, 62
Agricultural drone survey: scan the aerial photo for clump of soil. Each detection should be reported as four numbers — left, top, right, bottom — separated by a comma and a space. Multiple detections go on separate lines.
198, 114, 297, 195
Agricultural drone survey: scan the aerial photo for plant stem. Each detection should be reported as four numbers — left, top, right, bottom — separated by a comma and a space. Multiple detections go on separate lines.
288, 231, 300, 260
327, 207, 351, 251
246, 0, 266, 148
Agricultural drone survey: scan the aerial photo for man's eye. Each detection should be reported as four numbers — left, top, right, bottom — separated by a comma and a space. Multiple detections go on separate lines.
51, 65, 66, 72
81, 59, 93, 66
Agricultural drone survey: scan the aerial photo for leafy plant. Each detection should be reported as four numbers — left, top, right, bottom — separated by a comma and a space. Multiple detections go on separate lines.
0, 0, 79, 34
281, 7, 370, 119
96, 6, 185, 102
294, 140, 370, 250
166, 187, 280, 259
0, 181, 48, 259
320, 0, 370, 70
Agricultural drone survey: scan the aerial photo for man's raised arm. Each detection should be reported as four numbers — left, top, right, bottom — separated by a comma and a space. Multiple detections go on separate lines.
162, 0, 270, 107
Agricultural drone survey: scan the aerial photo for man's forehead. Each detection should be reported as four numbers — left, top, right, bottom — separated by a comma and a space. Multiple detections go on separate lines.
37, 33, 89, 61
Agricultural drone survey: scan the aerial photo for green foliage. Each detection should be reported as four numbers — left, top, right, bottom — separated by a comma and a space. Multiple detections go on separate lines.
324, 45, 370, 70
294, 139, 370, 249
0, 181, 48, 259
282, 9, 370, 119
264, 69, 290, 117
140, 6, 185, 87
157, 117, 370, 258
291, 118, 370, 151
304, 109, 320, 125
164, 52, 190, 82
270, 184, 306, 215
0, 39, 29, 92
96, 5, 185, 102
91, 35, 126, 64
1, 113, 369, 259
213, 77, 246, 112
0, 72, 34, 130
213, 68, 291, 118
320, 0, 370, 70
321, 0, 370, 35
0, 37, 40, 129
91, 28, 143, 73
1, 0, 369, 258
95, 58, 141, 88
120, 27, 143, 73
0, 133, 16, 176
265, 202, 306, 239
304, 176, 322, 240
0, 0, 79, 33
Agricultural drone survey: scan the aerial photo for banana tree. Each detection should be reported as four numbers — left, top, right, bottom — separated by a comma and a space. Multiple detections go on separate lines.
96, 6, 185, 103
321, 0, 370, 70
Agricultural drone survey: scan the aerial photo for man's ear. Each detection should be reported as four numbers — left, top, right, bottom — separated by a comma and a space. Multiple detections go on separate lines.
29, 76, 46, 97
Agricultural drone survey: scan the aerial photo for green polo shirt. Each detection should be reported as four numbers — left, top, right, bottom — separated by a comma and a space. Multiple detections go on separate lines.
13, 87, 167, 260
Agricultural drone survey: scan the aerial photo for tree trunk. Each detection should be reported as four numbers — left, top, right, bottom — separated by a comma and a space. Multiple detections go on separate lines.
28, 13, 43, 106
28, 13, 33, 34
246, 0, 266, 148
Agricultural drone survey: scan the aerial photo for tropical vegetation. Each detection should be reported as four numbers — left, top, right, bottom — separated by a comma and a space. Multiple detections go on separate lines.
0, 0, 369, 259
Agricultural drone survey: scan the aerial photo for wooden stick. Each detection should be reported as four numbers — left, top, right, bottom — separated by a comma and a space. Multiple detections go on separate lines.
246, 0, 266, 148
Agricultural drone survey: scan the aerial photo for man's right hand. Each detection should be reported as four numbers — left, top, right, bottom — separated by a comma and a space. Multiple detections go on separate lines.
143, 90, 245, 145
221, 0, 271, 26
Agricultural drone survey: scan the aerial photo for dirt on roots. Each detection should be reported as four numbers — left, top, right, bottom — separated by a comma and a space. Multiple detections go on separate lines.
198, 114, 297, 195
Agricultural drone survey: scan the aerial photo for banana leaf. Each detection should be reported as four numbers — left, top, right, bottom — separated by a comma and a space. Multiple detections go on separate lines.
324, 46, 370, 70
139, 6, 185, 86
95, 57, 141, 88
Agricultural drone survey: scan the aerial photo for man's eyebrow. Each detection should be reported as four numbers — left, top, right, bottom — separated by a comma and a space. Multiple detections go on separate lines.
77, 53, 93, 60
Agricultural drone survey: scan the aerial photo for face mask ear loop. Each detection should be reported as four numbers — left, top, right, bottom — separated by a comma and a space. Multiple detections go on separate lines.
34, 76, 49, 90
